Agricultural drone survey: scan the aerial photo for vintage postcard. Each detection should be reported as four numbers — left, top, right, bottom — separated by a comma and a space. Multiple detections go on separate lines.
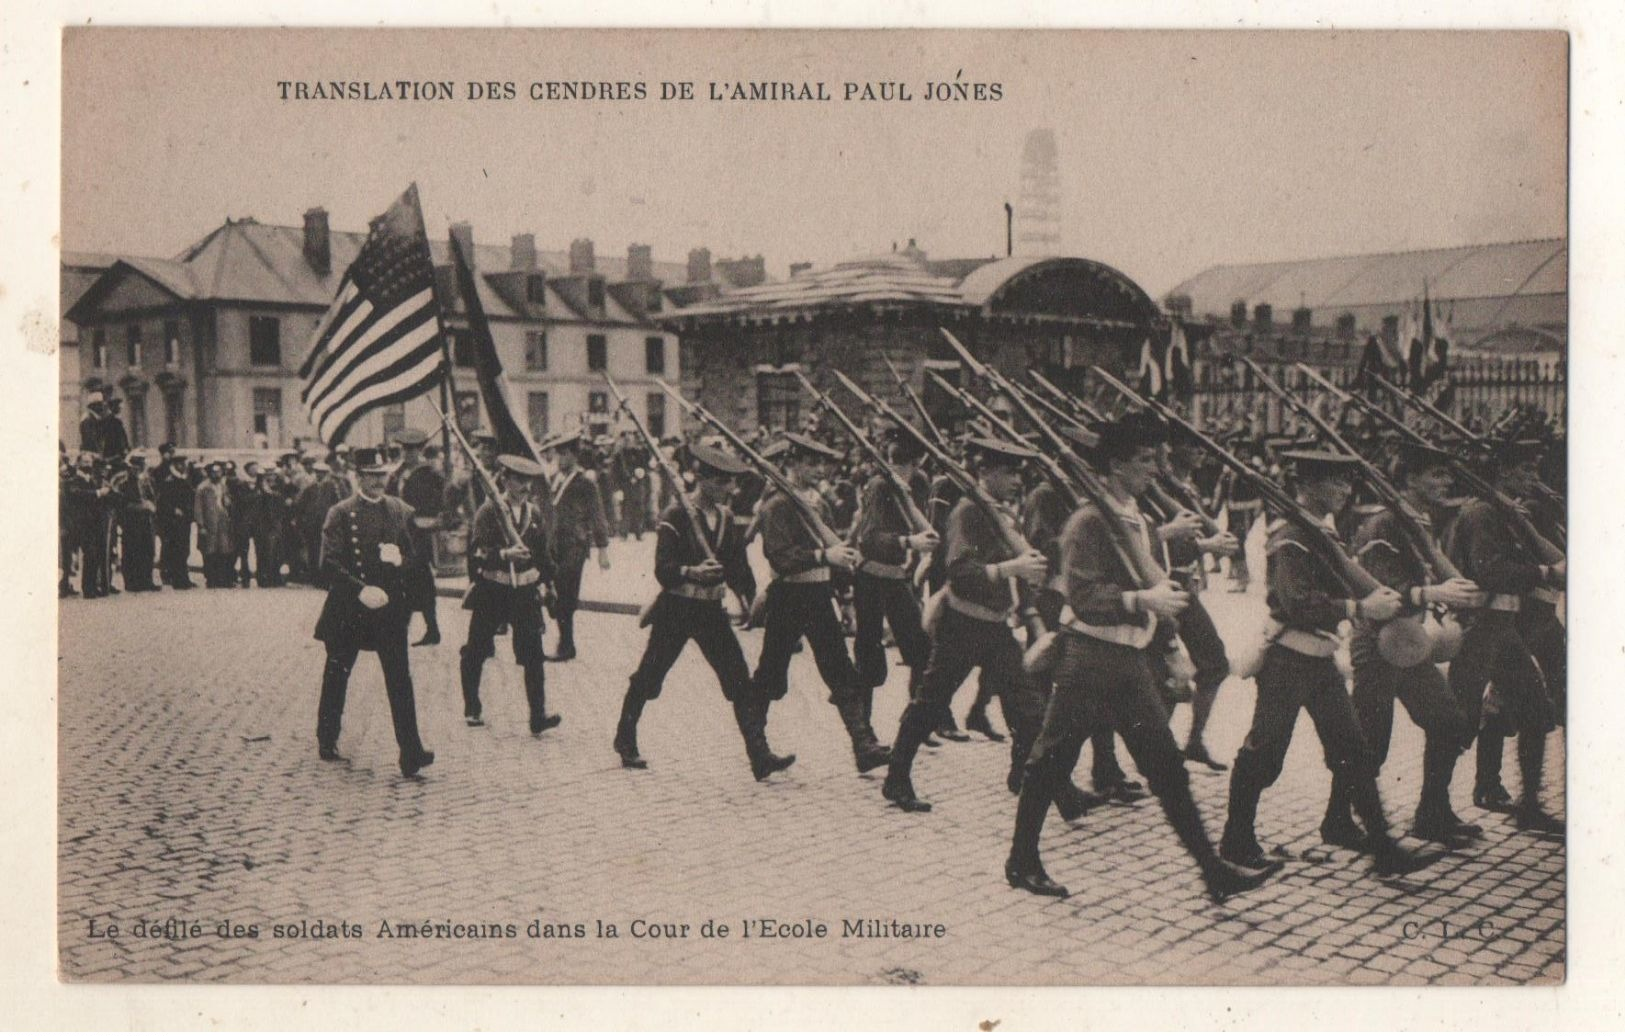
20, 14, 1614, 1019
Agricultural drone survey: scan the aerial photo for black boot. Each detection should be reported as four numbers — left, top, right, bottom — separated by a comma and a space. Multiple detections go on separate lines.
549, 614, 577, 661
1412, 739, 1479, 843
615, 692, 648, 768
1473, 736, 1514, 811
1321, 773, 1368, 849
734, 699, 795, 780
526, 664, 560, 735
459, 651, 485, 726
965, 704, 1005, 742
882, 773, 932, 812
883, 702, 936, 803
1006, 770, 1067, 897
1219, 756, 1268, 868
1054, 781, 1109, 822
1513, 730, 1563, 836
838, 694, 890, 773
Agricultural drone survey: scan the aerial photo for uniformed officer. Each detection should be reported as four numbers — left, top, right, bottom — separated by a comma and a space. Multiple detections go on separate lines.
1219, 451, 1439, 877
153, 450, 197, 589
752, 432, 890, 774
312, 447, 435, 777
460, 454, 561, 735
1321, 440, 1484, 846
1007, 413, 1279, 901
616, 444, 796, 780
544, 431, 611, 661
114, 450, 160, 591
881, 437, 1049, 812
1447, 439, 1564, 834
386, 428, 448, 646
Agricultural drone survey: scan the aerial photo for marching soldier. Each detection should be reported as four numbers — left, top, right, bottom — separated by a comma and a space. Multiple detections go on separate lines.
1447, 440, 1564, 834
882, 437, 1048, 812
386, 428, 447, 646
851, 435, 939, 714
752, 432, 890, 774
1219, 451, 1439, 877
459, 455, 561, 735
1222, 433, 1263, 592
1321, 440, 1484, 846
312, 447, 435, 777
1006, 413, 1278, 901
544, 432, 611, 661
615, 444, 796, 779
113, 450, 160, 591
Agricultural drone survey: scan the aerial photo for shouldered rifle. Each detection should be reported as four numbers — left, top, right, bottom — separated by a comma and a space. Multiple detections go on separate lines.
430, 398, 528, 588
793, 370, 933, 538
1029, 370, 1105, 423
653, 379, 845, 552
880, 354, 950, 450
1301, 366, 1564, 564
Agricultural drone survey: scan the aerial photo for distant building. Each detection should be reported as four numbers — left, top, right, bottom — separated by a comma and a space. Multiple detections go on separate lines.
63, 211, 756, 450
657, 240, 1163, 433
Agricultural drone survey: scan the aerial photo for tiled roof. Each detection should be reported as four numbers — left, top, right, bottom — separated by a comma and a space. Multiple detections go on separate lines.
1168, 239, 1566, 318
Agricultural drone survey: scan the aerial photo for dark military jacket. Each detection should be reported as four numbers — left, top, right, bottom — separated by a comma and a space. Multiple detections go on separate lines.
313, 493, 416, 650
654, 500, 750, 599
549, 468, 610, 563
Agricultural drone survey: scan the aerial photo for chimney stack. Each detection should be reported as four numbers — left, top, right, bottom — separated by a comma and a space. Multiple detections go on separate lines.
569, 238, 596, 274
687, 247, 712, 284
789, 262, 813, 279
1253, 303, 1273, 331
303, 207, 331, 275
716, 255, 766, 289
1230, 300, 1248, 328
511, 233, 537, 271
627, 243, 654, 281
450, 222, 476, 266
1291, 306, 1313, 333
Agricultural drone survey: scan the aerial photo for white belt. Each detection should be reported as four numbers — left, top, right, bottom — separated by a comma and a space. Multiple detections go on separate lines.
412, 516, 440, 529
668, 582, 726, 602
1529, 586, 1561, 605
1275, 628, 1341, 657
481, 568, 540, 587
780, 567, 831, 584
1059, 603, 1156, 650
860, 559, 909, 580
1485, 593, 1522, 613
946, 590, 1011, 624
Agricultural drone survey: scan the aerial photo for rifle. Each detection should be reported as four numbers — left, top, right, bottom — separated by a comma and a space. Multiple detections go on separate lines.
606, 374, 719, 628
653, 379, 845, 553
429, 398, 526, 587
1030, 370, 1105, 423
1301, 366, 1564, 564
834, 369, 1053, 668
1241, 358, 1471, 665
794, 370, 934, 538
880, 355, 950, 450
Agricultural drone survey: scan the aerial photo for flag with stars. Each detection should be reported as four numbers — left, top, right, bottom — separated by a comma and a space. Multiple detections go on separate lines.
300, 183, 448, 445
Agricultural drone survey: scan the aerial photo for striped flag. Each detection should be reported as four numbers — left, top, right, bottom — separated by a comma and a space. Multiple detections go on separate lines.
1135, 336, 1164, 399
300, 183, 447, 445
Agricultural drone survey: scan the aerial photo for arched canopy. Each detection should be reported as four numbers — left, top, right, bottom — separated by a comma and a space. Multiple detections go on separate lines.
957, 257, 1161, 327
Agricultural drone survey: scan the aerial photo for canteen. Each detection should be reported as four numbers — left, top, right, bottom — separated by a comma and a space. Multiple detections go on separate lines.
1428, 611, 1464, 664
1377, 612, 1435, 668
1022, 630, 1061, 676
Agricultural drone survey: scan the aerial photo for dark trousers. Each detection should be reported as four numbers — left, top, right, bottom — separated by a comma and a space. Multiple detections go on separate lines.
283, 518, 308, 582
252, 528, 283, 586
752, 581, 865, 704
852, 571, 930, 691
203, 551, 236, 587
234, 530, 253, 585
60, 528, 78, 591
1328, 632, 1471, 827
1448, 616, 1555, 804
461, 586, 546, 721
158, 519, 194, 587
119, 514, 156, 589
317, 630, 427, 760
1178, 594, 1231, 746
81, 522, 110, 596
554, 553, 588, 649
888, 605, 1045, 786
1519, 602, 1566, 721
304, 533, 328, 589
1034, 588, 1124, 787
630, 595, 752, 703
1012, 634, 1218, 870
1222, 645, 1391, 855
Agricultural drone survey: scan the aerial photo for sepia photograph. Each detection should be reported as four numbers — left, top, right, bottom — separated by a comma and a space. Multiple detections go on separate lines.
32, 18, 1594, 1005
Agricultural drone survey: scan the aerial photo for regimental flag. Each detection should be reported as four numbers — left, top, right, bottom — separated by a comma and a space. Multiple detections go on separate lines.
300, 184, 447, 445
1135, 336, 1165, 399
448, 232, 539, 463
1164, 321, 1193, 399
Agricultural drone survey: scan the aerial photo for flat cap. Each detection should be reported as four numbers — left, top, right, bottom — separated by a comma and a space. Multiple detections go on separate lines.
965, 436, 1037, 465
690, 443, 751, 476
1282, 450, 1361, 478
783, 432, 843, 461
497, 453, 546, 478
393, 427, 430, 447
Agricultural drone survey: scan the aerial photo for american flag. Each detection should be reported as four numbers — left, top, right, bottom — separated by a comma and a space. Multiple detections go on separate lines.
300, 183, 447, 445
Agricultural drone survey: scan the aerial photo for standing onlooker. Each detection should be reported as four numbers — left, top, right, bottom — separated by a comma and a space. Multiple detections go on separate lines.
155, 450, 196, 589
195, 461, 236, 588
114, 450, 160, 591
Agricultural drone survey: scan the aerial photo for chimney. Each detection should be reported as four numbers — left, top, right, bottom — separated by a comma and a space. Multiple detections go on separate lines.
627, 243, 654, 281
789, 262, 813, 279
511, 233, 537, 271
687, 247, 712, 284
450, 222, 475, 266
716, 255, 766, 289
569, 238, 595, 274
1253, 303, 1273, 331
1291, 306, 1312, 333
302, 207, 331, 275
1230, 300, 1248, 328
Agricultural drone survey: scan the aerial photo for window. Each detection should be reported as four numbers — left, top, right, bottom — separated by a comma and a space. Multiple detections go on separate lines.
587, 278, 605, 309
126, 324, 143, 367
646, 392, 666, 439
163, 390, 184, 446
526, 274, 547, 305
91, 328, 106, 369
645, 336, 666, 374
527, 391, 550, 440
252, 388, 283, 442
451, 329, 476, 367
525, 330, 548, 371
586, 334, 607, 372
163, 320, 180, 366
756, 369, 800, 431
249, 316, 282, 367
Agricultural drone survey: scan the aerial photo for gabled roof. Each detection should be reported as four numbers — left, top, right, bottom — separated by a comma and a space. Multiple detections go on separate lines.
1168, 238, 1566, 319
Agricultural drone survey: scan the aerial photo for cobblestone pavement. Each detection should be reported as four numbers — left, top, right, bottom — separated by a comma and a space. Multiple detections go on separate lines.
58, 583, 1564, 985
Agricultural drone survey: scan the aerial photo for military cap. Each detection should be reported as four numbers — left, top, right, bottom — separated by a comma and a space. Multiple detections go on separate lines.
86, 391, 106, 406
1094, 411, 1169, 458
782, 432, 843, 461
278, 451, 300, 465
311, 460, 332, 473
158, 441, 178, 454
394, 427, 430, 447
496, 453, 547, 478
965, 435, 1037, 467
1394, 440, 1457, 474
126, 450, 150, 465
887, 434, 927, 463
542, 429, 583, 453
1282, 450, 1361, 480
690, 443, 751, 477
350, 447, 390, 473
